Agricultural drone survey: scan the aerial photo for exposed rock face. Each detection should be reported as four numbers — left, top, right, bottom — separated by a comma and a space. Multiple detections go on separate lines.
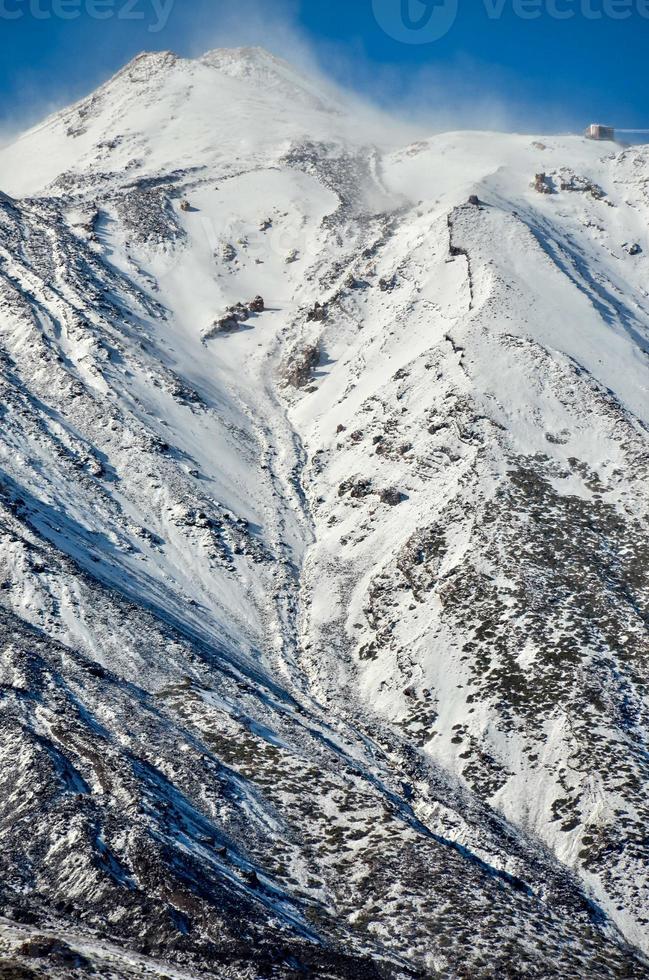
306, 301, 328, 321
558, 170, 606, 198
379, 274, 397, 292
204, 298, 266, 340
282, 344, 320, 388
379, 487, 405, 506
533, 172, 554, 194
248, 294, 265, 312
338, 476, 373, 498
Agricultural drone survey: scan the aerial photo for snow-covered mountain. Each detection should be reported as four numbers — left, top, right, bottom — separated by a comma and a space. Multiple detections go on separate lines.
0, 46, 647, 978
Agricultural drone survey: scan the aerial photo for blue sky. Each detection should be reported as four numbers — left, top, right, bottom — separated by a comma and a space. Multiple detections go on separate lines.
0, 0, 647, 136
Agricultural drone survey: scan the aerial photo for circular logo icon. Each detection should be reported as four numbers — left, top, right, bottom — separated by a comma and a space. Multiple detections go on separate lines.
372, 0, 459, 44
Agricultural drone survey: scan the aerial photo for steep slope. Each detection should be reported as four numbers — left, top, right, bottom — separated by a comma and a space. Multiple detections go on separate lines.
0, 47, 385, 199
292, 133, 649, 955
0, 49, 647, 978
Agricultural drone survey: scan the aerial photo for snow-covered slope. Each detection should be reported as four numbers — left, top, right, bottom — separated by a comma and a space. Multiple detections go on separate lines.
0, 48, 647, 978
0, 48, 386, 199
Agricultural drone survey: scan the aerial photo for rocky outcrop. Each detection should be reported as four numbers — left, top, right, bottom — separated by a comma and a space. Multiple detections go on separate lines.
203, 297, 266, 340
306, 301, 327, 322
532, 172, 554, 194
558, 170, 606, 199
338, 476, 373, 498
379, 487, 406, 506
248, 294, 265, 313
282, 344, 320, 388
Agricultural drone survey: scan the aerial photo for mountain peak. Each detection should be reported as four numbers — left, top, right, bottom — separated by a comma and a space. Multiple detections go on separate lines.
111, 48, 180, 83
199, 44, 341, 114
0, 45, 348, 197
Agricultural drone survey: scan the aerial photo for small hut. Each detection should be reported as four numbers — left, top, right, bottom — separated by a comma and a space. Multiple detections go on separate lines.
585, 124, 615, 142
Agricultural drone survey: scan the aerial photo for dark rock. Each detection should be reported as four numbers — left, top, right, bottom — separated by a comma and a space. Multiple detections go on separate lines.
380, 488, 406, 506
17, 938, 91, 970
209, 302, 252, 336
221, 242, 237, 262
559, 172, 605, 199
378, 275, 396, 292
467, 195, 481, 206
532, 173, 554, 195
248, 295, 265, 313
306, 302, 328, 322
212, 315, 240, 334
623, 242, 642, 256
338, 477, 373, 499
0, 960, 37, 979
283, 345, 320, 389
229, 302, 250, 322
344, 272, 368, 289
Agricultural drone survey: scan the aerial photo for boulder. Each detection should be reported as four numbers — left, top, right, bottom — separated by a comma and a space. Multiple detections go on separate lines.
227, 302, 250, 322
380, 487, 406, 507
247, 295, 265, 313
306, 301, 327, 322
206, 315, 240, 337
283, 345, 320, 388
532, 173, 554, 195
338, 477, 373, 499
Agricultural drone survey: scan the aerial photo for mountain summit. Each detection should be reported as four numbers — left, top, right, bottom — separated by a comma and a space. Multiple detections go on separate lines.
0, 46, 352, 197
0, 48, 647, 979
